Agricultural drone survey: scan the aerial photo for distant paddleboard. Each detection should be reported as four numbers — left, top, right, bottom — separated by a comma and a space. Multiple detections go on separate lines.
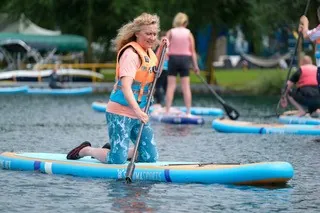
91, 101, 223, 117
91, 101, 107, 112
212, 118, 320, 135
27, 87, 93, 95
177, 106, 224, 116
150, 106, 205, 125
0, 85, 28, 94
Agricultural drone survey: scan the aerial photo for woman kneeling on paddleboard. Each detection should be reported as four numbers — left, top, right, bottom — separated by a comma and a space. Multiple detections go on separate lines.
280, 56, 320, 117
67, 13, 168, 164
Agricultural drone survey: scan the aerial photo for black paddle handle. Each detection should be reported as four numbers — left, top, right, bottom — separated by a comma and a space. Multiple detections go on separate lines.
126, 44, 167, 183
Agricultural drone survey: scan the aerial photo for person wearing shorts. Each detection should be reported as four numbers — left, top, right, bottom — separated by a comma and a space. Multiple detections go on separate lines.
165, 12, 200, 115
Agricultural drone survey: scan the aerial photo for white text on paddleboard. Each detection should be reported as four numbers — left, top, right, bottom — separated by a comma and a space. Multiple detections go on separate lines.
117, 169, 162, 181
0, 160, 11, 169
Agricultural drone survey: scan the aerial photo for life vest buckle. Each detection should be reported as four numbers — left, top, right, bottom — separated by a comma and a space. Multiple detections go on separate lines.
152, 66, 158, 73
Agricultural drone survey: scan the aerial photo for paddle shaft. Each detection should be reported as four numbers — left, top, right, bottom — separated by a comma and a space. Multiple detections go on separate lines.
197, 74, 226, 105
126, 44, 167, 183
276, 0, 311, 113
196, 73, 240, 120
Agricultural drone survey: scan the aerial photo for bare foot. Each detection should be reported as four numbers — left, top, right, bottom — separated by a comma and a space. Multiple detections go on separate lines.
295, 111, 307, 117
186, 113, 192, 117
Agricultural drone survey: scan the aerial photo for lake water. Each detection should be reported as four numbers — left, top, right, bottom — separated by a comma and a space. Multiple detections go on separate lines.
0, 94, 319, 213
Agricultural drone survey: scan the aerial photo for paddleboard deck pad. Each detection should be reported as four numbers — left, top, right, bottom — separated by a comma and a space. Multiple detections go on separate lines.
279, 115, 320, 125
279, 111, 320, 125
0, 152, 293, 185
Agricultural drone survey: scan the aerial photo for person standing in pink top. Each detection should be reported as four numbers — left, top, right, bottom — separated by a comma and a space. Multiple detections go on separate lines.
165, 12, 200, 115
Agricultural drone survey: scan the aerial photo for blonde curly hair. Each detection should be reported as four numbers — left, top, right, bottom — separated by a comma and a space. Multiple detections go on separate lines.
112, 13, 160, 52
172, 12, 188, 27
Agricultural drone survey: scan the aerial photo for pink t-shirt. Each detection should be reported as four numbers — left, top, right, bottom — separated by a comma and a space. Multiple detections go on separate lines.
107, 47, 141, 118
167, 27, 192, 56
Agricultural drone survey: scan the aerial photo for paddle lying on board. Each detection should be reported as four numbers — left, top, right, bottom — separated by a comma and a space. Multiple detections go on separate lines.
276, 0, 311, 116
126, 43, 168, 183
196, 73, 240, 120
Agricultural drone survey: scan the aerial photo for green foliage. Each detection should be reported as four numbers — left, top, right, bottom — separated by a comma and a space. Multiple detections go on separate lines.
1, 0, 318, 43
0, 0, 56, 29
238, 70, 287, 95
252, 0, 319, 29
194, 69, 287, 96
213, 70, 262, 88
196, 69, 287, 95
101, 68, 288, 95
1, 0, 318, 65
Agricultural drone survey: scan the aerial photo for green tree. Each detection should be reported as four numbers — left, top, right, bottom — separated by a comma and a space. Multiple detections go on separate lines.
2, 0, 319, 69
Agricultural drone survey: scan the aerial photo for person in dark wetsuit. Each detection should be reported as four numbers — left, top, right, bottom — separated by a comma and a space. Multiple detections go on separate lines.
281, 55, 320, 116
154, 31, 169, 106
49, 65, 63, 89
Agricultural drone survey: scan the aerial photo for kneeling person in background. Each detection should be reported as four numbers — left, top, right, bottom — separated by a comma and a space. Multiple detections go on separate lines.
281, 55, 320, 117
49, 64, 64, 89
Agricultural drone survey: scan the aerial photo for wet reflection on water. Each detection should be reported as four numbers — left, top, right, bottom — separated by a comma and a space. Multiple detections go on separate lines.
108, 181, 157, 213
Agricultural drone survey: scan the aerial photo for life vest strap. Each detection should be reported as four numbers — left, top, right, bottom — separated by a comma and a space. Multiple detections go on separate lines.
115, 85, 150, 95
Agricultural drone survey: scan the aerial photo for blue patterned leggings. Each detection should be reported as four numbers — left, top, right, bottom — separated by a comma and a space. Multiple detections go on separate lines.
105, 112, 158, 164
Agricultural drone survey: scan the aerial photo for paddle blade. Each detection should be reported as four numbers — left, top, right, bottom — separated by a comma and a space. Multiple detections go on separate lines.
223, 103, 240, 120
125, 161, 135, 183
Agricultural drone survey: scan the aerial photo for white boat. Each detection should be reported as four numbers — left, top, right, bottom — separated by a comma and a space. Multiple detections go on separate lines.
0, 69, 104, 82
0, 39, 103, 82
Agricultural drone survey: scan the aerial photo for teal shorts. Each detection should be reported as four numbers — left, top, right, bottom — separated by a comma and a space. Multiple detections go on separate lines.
105, 112, 158, 164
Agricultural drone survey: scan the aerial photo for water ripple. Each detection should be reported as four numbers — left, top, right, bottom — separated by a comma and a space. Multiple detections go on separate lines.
0, 95, 319, 213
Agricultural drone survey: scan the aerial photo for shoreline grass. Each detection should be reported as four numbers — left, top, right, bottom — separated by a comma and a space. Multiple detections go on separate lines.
101, 68, 290, 95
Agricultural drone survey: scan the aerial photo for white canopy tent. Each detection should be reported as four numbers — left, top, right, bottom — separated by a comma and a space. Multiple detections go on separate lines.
1, 14, 61, 36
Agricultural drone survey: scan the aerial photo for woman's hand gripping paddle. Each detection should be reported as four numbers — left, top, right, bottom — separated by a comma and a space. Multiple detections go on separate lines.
196, 74, 240, 120
126, 43, 168, 183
